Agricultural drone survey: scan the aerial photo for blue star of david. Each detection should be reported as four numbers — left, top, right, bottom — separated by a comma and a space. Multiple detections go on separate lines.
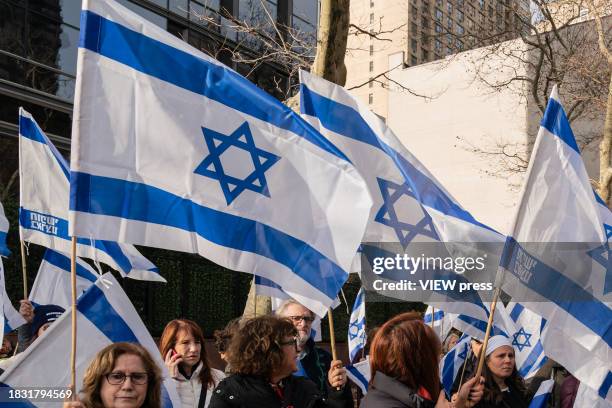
604, 224, 612, 240
512, 327, 532, 352
374, 177, 439, 248
348, 319, 366, 342
194, 122, 281, 205
587, 241, 612, 295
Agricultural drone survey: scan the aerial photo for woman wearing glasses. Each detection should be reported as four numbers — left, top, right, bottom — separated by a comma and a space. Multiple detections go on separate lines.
63, 342, 162, 408
209, 315, 348, 408
159, 319, 225, 408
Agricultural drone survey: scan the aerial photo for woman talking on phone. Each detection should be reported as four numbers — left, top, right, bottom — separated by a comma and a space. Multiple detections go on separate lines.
160, 319, 225, 408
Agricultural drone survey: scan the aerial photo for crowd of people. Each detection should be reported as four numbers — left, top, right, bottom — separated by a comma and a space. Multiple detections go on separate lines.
0, 299, 579, 408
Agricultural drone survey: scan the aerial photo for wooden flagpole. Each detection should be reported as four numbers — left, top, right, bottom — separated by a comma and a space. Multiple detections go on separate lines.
69, 236, 77, 399
19, 241, 28, 299
326, 308, 342, 390
474, 287, 501, 379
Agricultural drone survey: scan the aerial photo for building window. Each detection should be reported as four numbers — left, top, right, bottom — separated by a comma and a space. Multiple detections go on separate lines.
456, 23, 464, 34
457, 10, 464, 22
370, 13, 374, 24
411, 54, 418, 65
456, 39, 464, 50
369, 79, 374, 88
479, 0, 484, 9
435, 22, 443, 33
369, 93, 374, 104
435, 9, 443, 21
422, 1, 430, 13
422, 16, 430, 28
411, 39, 418, 52
422, 48, 429, 60
411, 22, 418, 35
447, 16, 452, 28
435, 39, 442, 53
457, 0, 464, 8
369, 61, 374, 72
411, 5, 418, 17
447, 2, 453, 14
370, 0, 374, 7
369, 44, 374, 56
435, 0, 442, 7
447, 46, 453, 55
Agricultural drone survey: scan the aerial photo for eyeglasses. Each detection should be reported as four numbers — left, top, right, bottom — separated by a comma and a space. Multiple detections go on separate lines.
279, 337, 300, 352
288, 315, 314, 324
105, 372, 148, 385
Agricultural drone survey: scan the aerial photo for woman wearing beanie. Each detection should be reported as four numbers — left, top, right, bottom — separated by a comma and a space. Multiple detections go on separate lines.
473, 335, 530, 408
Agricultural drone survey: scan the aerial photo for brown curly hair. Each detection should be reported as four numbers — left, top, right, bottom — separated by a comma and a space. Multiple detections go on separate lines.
226, 315, 297, 379
80, 342, 162, 408
213, 317, 242, 354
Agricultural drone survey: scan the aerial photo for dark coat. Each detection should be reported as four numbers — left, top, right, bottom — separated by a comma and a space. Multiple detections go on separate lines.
299, 338, 353, 407
208, 373, 350, 408
473, 383, 530, 408
360, 372, 436, 408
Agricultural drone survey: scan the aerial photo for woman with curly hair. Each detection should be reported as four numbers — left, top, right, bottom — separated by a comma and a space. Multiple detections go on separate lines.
208, 315, 347, 408
361, 312, 484, 408
160, 319, 225, 408
473, 336, 530, 408
63, 342, 162, 408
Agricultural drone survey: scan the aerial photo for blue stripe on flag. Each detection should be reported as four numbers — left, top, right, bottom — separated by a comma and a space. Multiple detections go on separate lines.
0, 232, 9, 257
528, 387, 551, 408
501, 238, 612, 348
300, 85, 496, 234
77, 285, 138, 342
347, 365, 369, 392
19, 207, 155, 275
598, 371, 612, 399
43, 250, 98, 282
517, 340, 546, 378
255, 275, 282, 290
509, 303, 524, 322
70, 172, 347, 299
78, 10, 349, 164
19, 114, 70, 180
456, 314, 507, 337
424, 309, 444, 324
594, 190, 607, 206
540, 98, 580, 154
441, 349, 457, 396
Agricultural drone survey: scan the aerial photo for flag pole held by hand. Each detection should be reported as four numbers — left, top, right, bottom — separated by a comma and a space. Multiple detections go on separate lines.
475, 287, 501, 379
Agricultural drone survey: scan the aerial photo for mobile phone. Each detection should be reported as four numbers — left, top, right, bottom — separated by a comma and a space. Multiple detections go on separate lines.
171, 349, 177, 357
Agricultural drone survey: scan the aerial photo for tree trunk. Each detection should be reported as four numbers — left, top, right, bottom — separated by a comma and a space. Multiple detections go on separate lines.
285, 0, 350, 111
599, 70, 612, 207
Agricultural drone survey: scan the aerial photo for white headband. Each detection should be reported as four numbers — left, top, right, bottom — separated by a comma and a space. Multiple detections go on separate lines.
485, 335, 513, 356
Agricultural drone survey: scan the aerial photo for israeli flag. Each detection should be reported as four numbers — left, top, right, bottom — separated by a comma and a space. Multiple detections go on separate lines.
574, 381, 612, 408
0, 201, 9, 257
439, 333, 471, 397
299, 71, 503, 328
591, 193, 612, 298
0, 273, 180, 407
0, 258, 27, 336
497, 87, 612, 400
19, 109, 164, 283
68, 0, 371, 317
503, 302, 547, 379
528, 379, 554, 408
346, 357, 370, 395
424, 305, 455, 340
348, 288, 366, 363
29, 249, 97, 310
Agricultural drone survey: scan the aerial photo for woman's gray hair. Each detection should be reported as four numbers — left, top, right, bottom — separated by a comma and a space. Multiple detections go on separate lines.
275, 299, 315, 319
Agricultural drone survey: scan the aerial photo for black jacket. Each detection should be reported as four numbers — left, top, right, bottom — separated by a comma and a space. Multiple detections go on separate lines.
299, 338, 353, 407
473, 383, 530, 408
208, 373, 350, 408
360, 372, 436, 408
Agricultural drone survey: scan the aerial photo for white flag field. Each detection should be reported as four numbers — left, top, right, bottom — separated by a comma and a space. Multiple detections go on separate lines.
299, 71, 505, 333
0, 273, 180, 408
67, 0, 372, 317
29, 249, 98, 310
497, 87, 612, 400
19, 109, 164, 283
